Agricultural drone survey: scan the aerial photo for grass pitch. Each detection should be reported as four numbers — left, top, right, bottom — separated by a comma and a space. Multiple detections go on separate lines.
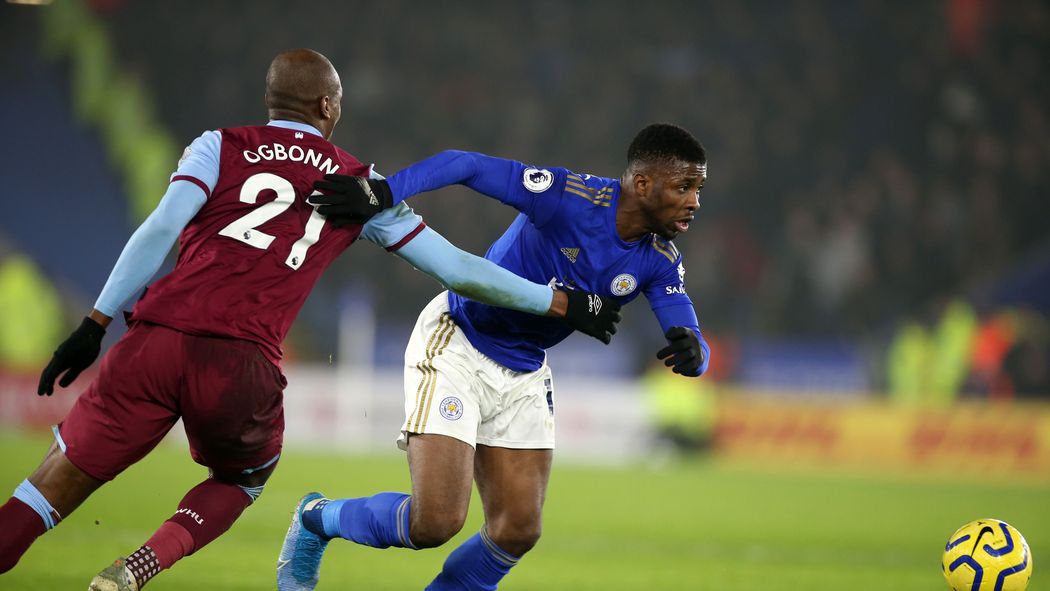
0, 430, 1046, 590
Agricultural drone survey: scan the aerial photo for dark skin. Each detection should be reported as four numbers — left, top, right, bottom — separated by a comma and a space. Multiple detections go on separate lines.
402, 157, 707, 558
35, 50, 578, 532
616, 158, 706, 242
262, 50, 581, 318
26, 48, 339, 522
264, 48, 342, 141
85, 49, 344, 333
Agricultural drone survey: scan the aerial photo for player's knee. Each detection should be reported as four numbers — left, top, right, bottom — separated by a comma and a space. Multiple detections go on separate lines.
203, 473, 265, 504
409, 511, 467, 549
212, 464, 276, 503
486, 519, 542, 557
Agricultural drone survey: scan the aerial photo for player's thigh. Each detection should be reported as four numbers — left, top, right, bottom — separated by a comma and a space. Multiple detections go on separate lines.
474, 445, 552, 530
399, 296, 485, 449
56, 323, 183, 484
179, 335, 286, 481
476, 363, 556, 450
406, 433, 475, 518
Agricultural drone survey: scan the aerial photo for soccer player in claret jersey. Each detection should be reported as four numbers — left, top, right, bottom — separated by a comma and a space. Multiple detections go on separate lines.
277, 124, 710, 590
0, 49, 620, 590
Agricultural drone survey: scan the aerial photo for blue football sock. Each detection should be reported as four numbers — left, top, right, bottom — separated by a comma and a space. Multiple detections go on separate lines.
425, 528, 520, 591
315, 492, 415, 549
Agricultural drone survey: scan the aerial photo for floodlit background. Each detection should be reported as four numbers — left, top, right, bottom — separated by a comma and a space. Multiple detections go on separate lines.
0, 1, 1047, 590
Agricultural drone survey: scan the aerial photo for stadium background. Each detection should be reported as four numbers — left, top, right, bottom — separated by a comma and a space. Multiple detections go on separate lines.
0, 0, 1047, 589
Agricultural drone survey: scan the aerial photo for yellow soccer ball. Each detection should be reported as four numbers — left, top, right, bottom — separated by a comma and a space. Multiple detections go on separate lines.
942, 519, 1032, 591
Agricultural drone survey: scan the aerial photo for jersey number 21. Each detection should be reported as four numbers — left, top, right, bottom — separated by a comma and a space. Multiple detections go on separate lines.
217, 172, 325, 271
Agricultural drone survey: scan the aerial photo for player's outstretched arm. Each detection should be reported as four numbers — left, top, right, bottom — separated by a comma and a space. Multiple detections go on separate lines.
312, 151, 533, 227
559, 290, 622, 345
37, 182, 205, 396
309, 174, 393, 226
394, 227, 621, 343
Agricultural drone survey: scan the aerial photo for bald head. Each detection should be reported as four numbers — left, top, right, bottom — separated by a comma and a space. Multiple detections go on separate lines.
265, 49, 342, 139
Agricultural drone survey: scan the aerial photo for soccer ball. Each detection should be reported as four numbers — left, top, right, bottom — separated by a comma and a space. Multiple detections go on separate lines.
942, 519, 1032, 591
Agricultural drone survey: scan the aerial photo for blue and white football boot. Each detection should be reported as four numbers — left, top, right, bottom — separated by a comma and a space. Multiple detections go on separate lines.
277, 492, 331, 591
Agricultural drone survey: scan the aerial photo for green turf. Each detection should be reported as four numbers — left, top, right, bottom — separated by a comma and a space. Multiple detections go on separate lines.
0, 430, 1045, 590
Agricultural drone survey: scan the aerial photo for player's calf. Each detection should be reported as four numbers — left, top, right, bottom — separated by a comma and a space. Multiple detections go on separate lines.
96, 477, 254, 589
278, 491, 424, 591
425, 528, 524, 591
310, 491, 419, 549
0, 479, 63, 573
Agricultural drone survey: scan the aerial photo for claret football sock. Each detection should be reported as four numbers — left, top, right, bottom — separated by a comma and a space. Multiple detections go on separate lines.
309, 492, 416, 549
0, 480, 61, 573
0, 498, 48, 573
142, 522, 194, 570
168, 477, 252, 553
425, 528, 520, 591
123, 478, 251, 586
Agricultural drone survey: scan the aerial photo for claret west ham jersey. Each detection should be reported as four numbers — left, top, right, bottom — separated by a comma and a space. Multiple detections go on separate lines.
131, 121, 423, 366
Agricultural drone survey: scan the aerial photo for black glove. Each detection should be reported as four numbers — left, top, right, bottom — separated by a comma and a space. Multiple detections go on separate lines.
310, 174, 394, 226
656, 326, 704, 376
38, 317, 106, 396
562, 291, 621, 345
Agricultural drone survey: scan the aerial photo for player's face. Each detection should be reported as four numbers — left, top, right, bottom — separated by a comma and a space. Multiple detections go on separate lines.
642, 159, 706, 240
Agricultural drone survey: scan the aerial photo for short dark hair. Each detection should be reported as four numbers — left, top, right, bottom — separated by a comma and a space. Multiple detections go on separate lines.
627, 123, 706, 168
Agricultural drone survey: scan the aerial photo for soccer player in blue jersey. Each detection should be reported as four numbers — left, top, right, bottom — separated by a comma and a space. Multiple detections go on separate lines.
276, 123, 710, 590
0, 49, 620, 590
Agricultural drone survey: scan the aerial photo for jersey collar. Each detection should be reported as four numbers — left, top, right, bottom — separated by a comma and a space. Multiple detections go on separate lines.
267, 120, 323, 137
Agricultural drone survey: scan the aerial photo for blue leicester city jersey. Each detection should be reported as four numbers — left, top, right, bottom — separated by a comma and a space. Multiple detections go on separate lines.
444, 163, 690, 372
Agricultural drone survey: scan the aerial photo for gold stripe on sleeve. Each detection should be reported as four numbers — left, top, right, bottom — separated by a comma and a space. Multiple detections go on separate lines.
651, 238, 677, 263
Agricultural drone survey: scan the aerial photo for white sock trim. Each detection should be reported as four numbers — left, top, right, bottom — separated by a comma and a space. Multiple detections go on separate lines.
51, 424, 67, 453
13, 479, 59, 530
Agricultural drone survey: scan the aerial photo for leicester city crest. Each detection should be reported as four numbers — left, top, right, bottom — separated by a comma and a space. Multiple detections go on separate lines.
439, 396, 464, 421
610, 273, 637, 296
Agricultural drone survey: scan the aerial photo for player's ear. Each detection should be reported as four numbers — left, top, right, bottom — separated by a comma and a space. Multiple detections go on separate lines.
632, 172, 652, 198
320, 95, 333, 120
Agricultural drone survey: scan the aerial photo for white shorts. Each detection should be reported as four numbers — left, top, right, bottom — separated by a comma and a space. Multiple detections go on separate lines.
396, 292, 556, 451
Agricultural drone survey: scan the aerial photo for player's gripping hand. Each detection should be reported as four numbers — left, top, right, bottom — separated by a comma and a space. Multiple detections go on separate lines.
38, 317, 106, 396
657, 327, 704, 376
310, 174, 393, 226
563, 291, 622, 345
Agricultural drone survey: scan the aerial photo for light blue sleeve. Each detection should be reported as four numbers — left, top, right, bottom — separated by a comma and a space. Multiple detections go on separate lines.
361, 166, 552, 313
393, 226, 554, 315
356, 169, 428, 248
93, 181, 207, 316
358, 202, 425, 248
172, 130, 222, 192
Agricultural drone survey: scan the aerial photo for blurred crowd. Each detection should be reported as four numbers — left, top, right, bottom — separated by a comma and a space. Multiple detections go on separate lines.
888, 299, 1050, 404
98, 1, 1049, 344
